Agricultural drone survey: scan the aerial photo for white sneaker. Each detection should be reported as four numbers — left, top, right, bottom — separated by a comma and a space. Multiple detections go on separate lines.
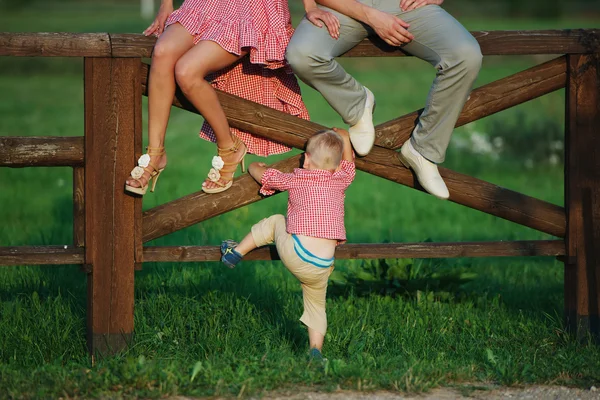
348, 87, 376, 156
398, 140, 450, 200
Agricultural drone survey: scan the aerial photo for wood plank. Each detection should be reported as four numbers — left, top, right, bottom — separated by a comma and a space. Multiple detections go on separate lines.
0, 33, 110, 57
141, 64, 566, 240
376, 56, 567, 149
73, 167, 85, 247
142, 156, 300, 243
108, 30, 600, 58
0, 30, 597, 58
110, 33, 154, 58
355, 149, 566, 238
143, 240, 565, 262
133, 61, 144, 270
0, 136, 84, 167
343, 29, 600, 57
0, 246, 84, 265
84, 57, 137, 356
564, 53, 600, 340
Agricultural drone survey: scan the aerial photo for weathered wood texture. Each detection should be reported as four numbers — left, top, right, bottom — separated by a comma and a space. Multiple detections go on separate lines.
564, 53, 600, 340
110, 34, 154, 58
0, 246, 84, 265
73, 167, 85, 248
376, 56, 567, 149
141, 63, 566, 241
143, 240, 565, 262
0, 136, 84, 167
0, 33, 111, 57
1, 30, 598, 58
84, 57, 140, 356
133, 62, 144, 270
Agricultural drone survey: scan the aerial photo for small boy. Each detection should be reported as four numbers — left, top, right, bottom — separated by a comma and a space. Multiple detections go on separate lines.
220, 128, 355, 360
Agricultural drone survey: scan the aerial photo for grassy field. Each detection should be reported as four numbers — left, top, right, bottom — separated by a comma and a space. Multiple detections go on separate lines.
1, 2, 600, 398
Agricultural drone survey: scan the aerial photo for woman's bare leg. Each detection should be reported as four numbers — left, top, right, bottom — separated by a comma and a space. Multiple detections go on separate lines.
126, 23, 194, 188
174, 40, 248, 190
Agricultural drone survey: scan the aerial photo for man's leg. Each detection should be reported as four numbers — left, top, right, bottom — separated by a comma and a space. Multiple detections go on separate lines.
381, 3, 482, 198
286, 3, 376, 155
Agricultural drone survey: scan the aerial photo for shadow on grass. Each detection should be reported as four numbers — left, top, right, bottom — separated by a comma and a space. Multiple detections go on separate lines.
328, 256, 564, 317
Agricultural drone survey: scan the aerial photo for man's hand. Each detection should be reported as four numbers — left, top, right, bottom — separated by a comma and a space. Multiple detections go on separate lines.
143, 1, 174, 36
307, 7, 340, 39
400, 0, 444, 12
365, 8, 413, 46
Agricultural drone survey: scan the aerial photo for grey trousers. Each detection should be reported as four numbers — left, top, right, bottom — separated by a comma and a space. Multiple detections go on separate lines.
286, 1, 482, 163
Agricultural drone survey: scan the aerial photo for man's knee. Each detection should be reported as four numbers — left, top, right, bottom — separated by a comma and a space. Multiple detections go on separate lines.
462, 41, 483, 73
286, 37, 327, 79
453, 39, 482, 75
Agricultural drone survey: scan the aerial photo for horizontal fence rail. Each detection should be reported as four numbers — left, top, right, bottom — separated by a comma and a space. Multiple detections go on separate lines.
0, 240, 566, 266
0, 30, 599, 58
0, 136, 84, 167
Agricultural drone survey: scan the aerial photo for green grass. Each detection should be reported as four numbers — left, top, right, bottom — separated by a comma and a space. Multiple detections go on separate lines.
1, 2, 600, 398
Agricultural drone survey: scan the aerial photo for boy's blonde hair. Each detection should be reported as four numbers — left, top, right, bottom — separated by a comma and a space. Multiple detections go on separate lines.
305, 129, 344, 171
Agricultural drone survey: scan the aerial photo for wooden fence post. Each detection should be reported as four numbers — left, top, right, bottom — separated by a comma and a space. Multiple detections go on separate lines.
84, 57, 141, 355
565, 53, 600, 341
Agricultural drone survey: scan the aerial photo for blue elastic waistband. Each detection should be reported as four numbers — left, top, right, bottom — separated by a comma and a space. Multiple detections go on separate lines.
292, 234, 334, 268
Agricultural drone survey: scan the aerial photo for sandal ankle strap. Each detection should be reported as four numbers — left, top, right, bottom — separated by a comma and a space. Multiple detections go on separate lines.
146, 146, 165, 156
217, 135, 242, 157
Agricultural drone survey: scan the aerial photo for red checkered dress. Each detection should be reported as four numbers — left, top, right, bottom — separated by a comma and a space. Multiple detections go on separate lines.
164, 0, 309, 156
259, 160, 356, 242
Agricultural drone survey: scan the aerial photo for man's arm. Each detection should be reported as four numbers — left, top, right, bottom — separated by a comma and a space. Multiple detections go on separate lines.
248, 162, 268, 184
315, 0, 414, 46
333, 128, 354, 162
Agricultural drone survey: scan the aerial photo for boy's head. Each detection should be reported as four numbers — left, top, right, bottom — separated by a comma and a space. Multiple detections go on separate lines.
304, 129, 344, 171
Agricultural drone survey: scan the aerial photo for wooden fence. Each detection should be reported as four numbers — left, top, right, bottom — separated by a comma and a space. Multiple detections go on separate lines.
1, 30, 599, 355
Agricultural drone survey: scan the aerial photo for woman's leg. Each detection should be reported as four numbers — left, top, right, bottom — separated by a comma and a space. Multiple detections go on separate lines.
126, 23, 195, 188
174, 40, 248, 190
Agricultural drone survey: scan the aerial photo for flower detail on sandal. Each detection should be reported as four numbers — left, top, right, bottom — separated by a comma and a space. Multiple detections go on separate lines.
125, 146, 166, 196
130, 166, 145, 180
202, 135, 247, 194
138, 154, 151, 168
207, 168, 221, 183
212, 156, 225, 170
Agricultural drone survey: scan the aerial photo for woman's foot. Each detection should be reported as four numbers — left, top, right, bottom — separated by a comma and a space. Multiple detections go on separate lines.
125, 147, 167, 195
202, 136, 247, 193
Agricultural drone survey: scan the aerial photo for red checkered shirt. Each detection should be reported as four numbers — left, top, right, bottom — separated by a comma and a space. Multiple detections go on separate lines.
260, 160, 356, 242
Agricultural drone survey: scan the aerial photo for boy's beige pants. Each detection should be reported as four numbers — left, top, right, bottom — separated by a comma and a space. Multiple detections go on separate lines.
251, 214, 333, 336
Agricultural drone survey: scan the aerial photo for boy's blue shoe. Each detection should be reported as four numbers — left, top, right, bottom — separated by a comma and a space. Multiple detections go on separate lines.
221, 239, 239, 254
220, 240, 242, 269
308, 348, 326, 363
